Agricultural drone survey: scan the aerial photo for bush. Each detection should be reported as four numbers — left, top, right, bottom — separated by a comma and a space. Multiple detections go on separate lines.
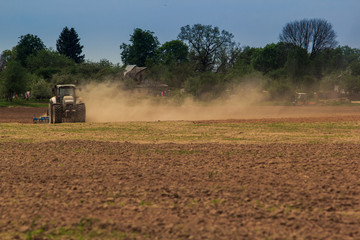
343, 74, 360, 94
31, 79, 52, 99
266, 78, 292, 100
350, 61, 360, 76
50, 73, 77, 85
184, 72, 226, 99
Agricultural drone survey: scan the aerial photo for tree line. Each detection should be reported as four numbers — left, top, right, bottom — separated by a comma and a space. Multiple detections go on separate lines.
1, 19, 360, 101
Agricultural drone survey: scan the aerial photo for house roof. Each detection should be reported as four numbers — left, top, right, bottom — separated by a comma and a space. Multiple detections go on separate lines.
124, 65, 146, 77
124, 65, 136, 73
134, 67, 146, 74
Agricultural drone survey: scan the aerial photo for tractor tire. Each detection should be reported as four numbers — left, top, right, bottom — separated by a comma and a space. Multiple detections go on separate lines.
49, 104, 53, 124
76, 104, 86, 122
53, 104, 62, 124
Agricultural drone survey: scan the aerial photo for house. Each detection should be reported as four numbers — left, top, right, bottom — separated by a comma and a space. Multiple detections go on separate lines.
124, 65, 168, 96
124, 65, 147, 84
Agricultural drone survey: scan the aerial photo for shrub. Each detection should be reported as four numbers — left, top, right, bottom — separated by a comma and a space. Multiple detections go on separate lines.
31, 79, 52, 99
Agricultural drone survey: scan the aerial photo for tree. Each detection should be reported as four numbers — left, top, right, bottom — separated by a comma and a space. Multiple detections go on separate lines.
231, 46, 257, 76
120, 28, 160, 66
157, 40, 188, 65
0, 60, 29, 100
285, 47, 311, 85
76, 59, 121, 81
56, 27, 85, 63
216, 42, 241, 73
279, 18, 337, 58
15, 34, 45, 66
26, 49, 75, 80
0, 50, 14, 71
340, 46, 360, 67
251, 42, 290, 74
350, 60, 360, 76
178, 24, 235, 72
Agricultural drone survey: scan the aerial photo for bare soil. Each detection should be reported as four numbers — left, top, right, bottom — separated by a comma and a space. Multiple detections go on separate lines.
0, 107, 47, 123
1, 105, 360, 123
0, 106, 360, 239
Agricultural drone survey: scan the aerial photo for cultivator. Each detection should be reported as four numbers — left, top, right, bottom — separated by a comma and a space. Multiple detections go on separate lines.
33, 116, 49, 123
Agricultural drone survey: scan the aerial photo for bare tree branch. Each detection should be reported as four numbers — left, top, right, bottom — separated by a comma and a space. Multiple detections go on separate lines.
178, 24, 235, 72
279, 18, 337, 57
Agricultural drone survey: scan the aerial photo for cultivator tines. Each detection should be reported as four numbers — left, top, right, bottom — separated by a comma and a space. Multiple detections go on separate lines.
33, 116, 49, 123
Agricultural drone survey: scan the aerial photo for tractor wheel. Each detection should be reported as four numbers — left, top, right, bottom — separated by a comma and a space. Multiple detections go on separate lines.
53, 104, 62, 124
76, 104, 86, 122
49, 104, 53, 124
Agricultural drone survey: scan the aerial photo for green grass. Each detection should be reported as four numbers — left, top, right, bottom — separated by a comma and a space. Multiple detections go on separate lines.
0, 99, 48, 108
1, 120, 360, 144
13, 218, 136, 240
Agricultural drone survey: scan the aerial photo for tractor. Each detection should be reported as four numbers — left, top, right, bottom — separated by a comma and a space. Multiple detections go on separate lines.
49, 84, 86, 123
292, 92, 308, 106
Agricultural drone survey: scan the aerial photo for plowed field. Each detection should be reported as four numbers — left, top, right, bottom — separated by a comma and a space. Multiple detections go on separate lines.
0, 106, 360, 239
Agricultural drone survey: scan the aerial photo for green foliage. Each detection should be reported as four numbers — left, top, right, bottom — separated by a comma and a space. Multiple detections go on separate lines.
48, 59, 122, 86
350, 60, 360, 76
0, 99, 48, 107
265, 78, 292, 100
51, 73, 77, 86
15, 34, 45, 66
285, 47, 310, 85
31, 78, 52, 99
148, 62, 194, 88
0, 49, 14, 71
252, 43, 289, 74
216, 43, 242, 73
75, 60, 122, 82
26, 49, 75, 80
312, 46, 360, 76
319, 74, 339, 92
343, 75, 360, 93
120, 28, 160, 66
0, 60, 30, 99
56, 26, 85, 63
184, 72, 227, 99
231, 46, 257, 76
157, 40, 188, 65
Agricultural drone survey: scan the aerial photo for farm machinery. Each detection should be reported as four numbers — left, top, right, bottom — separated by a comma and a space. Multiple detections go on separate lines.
47, 84, 86, 124
292, 92, 318, 106
292, 92, 308, 106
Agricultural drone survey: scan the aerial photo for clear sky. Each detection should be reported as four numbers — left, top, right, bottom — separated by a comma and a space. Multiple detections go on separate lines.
1, 0, 359, 64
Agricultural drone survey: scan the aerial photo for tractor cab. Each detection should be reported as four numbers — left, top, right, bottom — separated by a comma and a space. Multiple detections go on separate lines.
53, 84, 76, 103
293, 92, 307, 106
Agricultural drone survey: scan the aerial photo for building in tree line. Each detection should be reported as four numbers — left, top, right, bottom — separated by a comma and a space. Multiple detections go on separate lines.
124, 65, 147, 84
124, 65, 168, 96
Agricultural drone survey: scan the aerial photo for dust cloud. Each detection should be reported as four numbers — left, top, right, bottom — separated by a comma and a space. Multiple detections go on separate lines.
79, 82, 354, 122
79, 82, 264, 122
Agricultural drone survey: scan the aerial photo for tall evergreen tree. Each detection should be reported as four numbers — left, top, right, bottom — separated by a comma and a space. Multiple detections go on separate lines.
56, 27, 85, 63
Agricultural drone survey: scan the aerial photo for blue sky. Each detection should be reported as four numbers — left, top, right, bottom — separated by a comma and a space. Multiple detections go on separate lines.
1, 0, 359, 64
